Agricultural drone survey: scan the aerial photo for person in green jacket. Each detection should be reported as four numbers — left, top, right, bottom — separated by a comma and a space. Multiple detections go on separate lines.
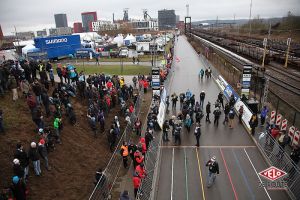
54, 117, 62, 144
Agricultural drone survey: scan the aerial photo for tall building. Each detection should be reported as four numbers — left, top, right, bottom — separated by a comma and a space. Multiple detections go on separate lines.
73, 22, 83, 33
0, 25, 3, 40
158, 9, 176, 30
54, 14, 68, 28
81, 12, 97, 32
176, 15, 180, 23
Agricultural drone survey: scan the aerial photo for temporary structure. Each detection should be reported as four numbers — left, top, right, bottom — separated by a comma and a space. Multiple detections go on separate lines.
21, 44, 36, 56
124, 34, 136, 46
113, 34, 124, 47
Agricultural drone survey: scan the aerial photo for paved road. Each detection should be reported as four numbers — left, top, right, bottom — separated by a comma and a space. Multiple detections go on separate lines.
154, 36, 289, 200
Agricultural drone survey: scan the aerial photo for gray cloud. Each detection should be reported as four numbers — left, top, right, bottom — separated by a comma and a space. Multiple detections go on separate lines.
0, 0, 299, 35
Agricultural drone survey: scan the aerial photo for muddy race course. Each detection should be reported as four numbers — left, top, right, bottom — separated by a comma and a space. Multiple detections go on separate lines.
0, 89, 152, 200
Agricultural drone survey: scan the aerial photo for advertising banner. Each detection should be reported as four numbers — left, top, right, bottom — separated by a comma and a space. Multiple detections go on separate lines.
223, 85, 239, 102
234, 99, 253, 131
241, 65, 252, 98
157, 102, 166, 129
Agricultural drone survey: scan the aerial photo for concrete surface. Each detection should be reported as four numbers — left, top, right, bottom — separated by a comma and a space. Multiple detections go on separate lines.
154, 36, 289, 200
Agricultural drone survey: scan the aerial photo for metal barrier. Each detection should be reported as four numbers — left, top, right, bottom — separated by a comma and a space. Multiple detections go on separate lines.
88, 86, 144, 200
136, 47, 175, 200
255, 132, 300, 200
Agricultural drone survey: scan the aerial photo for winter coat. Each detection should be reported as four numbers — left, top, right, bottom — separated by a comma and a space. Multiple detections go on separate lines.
38, 144, 48, 159
135, 165, 146, 178
194, 126, 201, 137
11, 181, 27, 200
206, 160, 219, 174
133, 175, 141, 189
206, 104, 211, 114
14, 149, 29, 167
13, 164, 24, 178
29, 147, 39, 161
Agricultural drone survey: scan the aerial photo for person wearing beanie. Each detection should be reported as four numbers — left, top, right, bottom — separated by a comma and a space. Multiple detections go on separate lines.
29, 142, 41, 176
11, 175, 27, 200
119, 190, 131, 200
206, 156, 219, 188
13, 158, 24, 179
38, 139, 51, 171
14, 143, 29, 180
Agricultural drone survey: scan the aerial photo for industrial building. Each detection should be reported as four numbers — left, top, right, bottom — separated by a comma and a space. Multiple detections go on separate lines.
158, 9, 176, 30
73, 22, 83, 33
36, 29, 47, 37
49, 27, 73, 36
16, 31, 35, 40
91, 21, 119, 32
81, 12, 97, 32
127, 20, 158, 32
54, 13, 68, 28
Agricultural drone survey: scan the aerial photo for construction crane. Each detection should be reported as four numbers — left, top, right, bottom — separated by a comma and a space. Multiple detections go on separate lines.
123, 8, 129, 21
142, 9, 152, 20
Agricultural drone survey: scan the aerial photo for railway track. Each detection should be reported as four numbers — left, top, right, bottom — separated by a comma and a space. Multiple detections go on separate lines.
191, 33, 300, 110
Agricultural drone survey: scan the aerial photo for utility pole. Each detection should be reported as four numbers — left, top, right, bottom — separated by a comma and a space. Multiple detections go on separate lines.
284, 38, 291, 68
262, 38, 267, 67
248, 0, 253, 37
261, 77, 269, 108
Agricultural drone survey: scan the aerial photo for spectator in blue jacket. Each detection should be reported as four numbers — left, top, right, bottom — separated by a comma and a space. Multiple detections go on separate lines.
260, 106, 269, 127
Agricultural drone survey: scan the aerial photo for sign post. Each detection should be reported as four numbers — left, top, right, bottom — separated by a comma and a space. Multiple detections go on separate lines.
241, 65, 252, 99
152, 67, 160, 96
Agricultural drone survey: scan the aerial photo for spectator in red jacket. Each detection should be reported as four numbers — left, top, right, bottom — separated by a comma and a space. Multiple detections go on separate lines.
139, 137, 147, 156
134, 150, 144, 168
143, 80, 149, 93
132, 172, 141, 198
271, 126, 280, 139
135, 163, 146, 179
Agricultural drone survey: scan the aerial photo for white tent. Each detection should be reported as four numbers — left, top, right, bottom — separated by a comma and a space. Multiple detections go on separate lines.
22, 44, 36, 56
113, 34, 124, 47
124, 34, 136, 45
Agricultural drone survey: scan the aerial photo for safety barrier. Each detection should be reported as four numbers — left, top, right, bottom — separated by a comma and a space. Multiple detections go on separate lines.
136, 46, 175, 200
256, 131, 300, 200
88, 86, 144, 200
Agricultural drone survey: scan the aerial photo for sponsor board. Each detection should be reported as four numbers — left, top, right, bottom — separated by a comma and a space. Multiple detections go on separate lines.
234, 100, 253, 130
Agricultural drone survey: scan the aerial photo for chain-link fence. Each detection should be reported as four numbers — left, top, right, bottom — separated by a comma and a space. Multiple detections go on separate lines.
136, 42, 175, 200
88, 87, 144, 200
255, 132, 300, 200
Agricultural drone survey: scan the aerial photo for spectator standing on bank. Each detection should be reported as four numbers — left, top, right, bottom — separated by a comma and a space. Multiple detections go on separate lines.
29, 142, 41, 176
12, 158, 24, 179
14, 143, 29, 180
218, 92, 224, 109
49, 68, 55, 87
9, 75, 18, 101
53, 117, 62, 144
260, 106, 269, 127
11, 176, 27, 200
38, 138, 51, 171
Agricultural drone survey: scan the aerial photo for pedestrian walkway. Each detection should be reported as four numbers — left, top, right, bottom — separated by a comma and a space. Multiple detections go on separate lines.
155, 36, 289, 200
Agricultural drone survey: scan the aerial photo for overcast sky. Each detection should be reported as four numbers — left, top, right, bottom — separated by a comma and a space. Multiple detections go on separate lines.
0, 0, 299, 35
